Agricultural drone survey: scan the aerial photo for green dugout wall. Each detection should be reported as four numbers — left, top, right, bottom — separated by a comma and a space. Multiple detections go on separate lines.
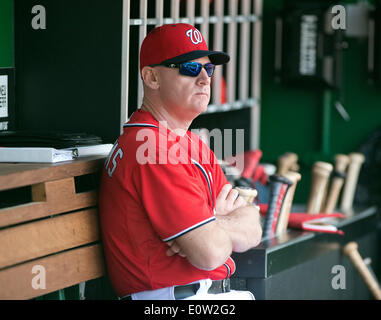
260, 0, 381, 203
0, 0, 14, 68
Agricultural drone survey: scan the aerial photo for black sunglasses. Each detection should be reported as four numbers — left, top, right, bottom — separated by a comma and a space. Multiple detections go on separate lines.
151, 62, 215, 77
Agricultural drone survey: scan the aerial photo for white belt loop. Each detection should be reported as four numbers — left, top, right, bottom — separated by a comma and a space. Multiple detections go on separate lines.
195, 279, 212, 296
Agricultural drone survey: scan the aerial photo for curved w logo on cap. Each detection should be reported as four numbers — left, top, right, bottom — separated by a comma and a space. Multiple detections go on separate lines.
186, 28, 203, 45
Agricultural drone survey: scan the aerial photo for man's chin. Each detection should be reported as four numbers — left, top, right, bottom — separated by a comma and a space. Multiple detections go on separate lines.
182, 101, 209, 121
199, 103, 209, 114
188, 104, 208, 118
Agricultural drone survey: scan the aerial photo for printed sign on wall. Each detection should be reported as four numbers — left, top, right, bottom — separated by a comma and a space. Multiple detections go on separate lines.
0, 75, 8, 118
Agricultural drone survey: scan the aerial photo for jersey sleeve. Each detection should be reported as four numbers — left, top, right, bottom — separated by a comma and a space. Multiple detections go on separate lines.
132, 162, 216, 242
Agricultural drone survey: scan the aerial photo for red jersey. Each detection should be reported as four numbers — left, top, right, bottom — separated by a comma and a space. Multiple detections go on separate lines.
98, 110, 235, 297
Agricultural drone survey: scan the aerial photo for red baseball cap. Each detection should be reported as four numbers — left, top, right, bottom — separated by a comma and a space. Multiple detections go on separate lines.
140, 23, 230, 73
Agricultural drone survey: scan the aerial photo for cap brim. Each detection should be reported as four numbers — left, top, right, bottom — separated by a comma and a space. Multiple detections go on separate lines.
162, 50, 230, 65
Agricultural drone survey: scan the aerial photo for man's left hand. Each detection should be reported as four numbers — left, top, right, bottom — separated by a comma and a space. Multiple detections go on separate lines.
166, 240, 187, 257
215, 184, 247, 216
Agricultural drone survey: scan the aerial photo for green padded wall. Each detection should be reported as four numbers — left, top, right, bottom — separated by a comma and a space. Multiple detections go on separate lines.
0, 0, 14, 68
260, 0, 381, 203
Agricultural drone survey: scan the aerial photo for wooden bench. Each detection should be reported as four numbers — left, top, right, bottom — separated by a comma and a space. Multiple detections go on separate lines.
0, 156, 113, 300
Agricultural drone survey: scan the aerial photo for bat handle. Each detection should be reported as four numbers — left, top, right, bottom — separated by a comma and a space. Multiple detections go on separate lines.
343, 242, 381, 300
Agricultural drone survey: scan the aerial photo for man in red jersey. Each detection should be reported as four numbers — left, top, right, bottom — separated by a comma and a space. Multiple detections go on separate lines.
99, 23, 262, 300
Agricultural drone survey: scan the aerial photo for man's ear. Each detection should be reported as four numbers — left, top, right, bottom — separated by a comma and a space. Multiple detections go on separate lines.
141, 66, 160, 90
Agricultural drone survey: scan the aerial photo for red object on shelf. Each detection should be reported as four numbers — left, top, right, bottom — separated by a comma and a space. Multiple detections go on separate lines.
288, 212, 346, 235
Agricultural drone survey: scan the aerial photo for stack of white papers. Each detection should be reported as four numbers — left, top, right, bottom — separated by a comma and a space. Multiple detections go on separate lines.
0, 147, 73, 163
65, 144, 113, 158
0, 144, 113, 163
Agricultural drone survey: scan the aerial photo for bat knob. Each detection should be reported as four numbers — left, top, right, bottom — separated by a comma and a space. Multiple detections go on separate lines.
334, 154, 350, 173
349, 152, 365, 165
235, 187, 258, 204
343, 241, 358, 256
313, 161, 333, 177
269, 174, 293, 185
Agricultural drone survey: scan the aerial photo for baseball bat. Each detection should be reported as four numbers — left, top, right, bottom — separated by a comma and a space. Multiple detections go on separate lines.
323, 154, 350, 213
275, 171, 301, 235
363, 257, 381, 294
235, 186, 258, 204
241, 150, 262, 179
343, 242, 381, 300
277, 152, 299, 175
340, 153, 365, 212
306, 161, 333, 214
262, 174, 293, 238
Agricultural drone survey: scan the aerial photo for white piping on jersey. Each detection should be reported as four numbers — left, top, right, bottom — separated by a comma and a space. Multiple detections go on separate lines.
191, 159, 214, 209
162, 216, 216, 242
224, 263, 231, 278
231, 258, 236, 275
224, 257, 236, 278
208, 171, 213, 185
124, 120, 192, 142
123, 123, 159, 128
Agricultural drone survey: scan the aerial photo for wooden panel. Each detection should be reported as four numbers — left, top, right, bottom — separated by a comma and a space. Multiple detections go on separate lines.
0, 156, 105, 191
0, 208, 100, 269
0, 244, 106, 300
0, 177, 98, 228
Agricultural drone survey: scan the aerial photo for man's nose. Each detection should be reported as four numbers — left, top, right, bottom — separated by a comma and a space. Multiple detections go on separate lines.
197, 68, 211, 85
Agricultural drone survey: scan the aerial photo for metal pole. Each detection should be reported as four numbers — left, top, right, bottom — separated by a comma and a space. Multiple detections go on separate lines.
187, 0, 195, 26
156, 0, 163, 27
251, 0, 263, 149
171, 0, 180, 23
200, 0, 210, 40
239, 0, 250, 102
226, 0, 237, 104
137, 0, 148, 109
212, 0, 224, 106
120, 0, 130, 131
